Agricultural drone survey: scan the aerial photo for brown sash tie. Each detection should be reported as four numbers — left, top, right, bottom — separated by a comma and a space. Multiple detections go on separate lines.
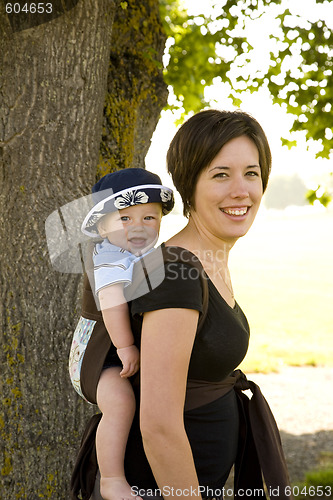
186, 369, 293, 500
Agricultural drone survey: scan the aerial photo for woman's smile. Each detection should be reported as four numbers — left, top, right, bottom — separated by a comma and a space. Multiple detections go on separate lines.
220, 206, 250, 217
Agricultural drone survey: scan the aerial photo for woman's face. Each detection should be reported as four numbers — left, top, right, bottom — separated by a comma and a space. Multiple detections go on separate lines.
191, 135, 263, 245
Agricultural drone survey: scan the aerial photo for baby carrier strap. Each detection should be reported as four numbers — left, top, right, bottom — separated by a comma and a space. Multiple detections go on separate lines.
81, 241, 103, 321
81, 273, 103, 321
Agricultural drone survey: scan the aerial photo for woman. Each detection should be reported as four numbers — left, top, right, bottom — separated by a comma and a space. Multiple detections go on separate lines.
124, 109, 269, 497
71, 110, 291, 500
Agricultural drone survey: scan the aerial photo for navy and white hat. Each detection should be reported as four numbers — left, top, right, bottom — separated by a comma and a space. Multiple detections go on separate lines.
81, 168, 174, 236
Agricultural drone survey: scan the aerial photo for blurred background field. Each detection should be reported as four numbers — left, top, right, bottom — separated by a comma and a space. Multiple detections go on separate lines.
231, 206, 333, 372
158, 205, 333, 373
148, 92, 333, 374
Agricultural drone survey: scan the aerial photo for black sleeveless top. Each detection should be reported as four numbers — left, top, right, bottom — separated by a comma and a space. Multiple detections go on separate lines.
125, 258, 250, 492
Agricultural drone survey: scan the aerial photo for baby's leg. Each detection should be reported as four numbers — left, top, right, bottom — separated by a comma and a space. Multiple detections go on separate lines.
96, 367, 138, 500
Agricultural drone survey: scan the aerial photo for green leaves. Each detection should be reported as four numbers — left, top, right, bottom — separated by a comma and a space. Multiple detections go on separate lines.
161, 0, 333, 159
281, 138, 297, 150
263, 14, 333, 159
160, 0, 249, 114
307, 186, 332, 207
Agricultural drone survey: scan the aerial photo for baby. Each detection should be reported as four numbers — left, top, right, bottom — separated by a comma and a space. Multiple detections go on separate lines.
71, 168, 174, 500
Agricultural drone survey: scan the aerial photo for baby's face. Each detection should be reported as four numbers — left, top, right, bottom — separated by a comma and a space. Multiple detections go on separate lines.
97, 202, 163, 255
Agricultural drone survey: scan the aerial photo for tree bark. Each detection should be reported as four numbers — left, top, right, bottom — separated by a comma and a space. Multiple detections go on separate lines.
0, 1, 115, 498
99, 0, 168, 175
0, 0, 167, 496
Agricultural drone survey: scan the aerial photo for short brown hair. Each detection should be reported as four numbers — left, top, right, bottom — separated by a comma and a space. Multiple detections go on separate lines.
167, 109, 272, 217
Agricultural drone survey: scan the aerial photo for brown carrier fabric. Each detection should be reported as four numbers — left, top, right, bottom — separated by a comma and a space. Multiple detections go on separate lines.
79, 269, 111, 405
70, 413, 102, 500
185, 370, 293, 499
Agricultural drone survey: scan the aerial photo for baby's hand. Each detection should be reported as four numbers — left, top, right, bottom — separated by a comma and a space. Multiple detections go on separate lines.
117, 345, 140, 378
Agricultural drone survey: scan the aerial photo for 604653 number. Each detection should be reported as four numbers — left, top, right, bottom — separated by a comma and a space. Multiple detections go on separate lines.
5, 3, 53, 14
285, 485, 332, 497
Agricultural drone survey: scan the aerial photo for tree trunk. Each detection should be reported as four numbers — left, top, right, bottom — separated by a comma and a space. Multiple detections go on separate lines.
0, 0, 167, 496
0, 1, 115, 498
99, 0, 168, 175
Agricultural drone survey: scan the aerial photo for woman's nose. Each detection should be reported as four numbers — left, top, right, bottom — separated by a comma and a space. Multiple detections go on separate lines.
230, 176, 249, 199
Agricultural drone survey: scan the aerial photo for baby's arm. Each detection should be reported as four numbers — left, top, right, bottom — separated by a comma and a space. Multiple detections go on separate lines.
98, 284, 139, 377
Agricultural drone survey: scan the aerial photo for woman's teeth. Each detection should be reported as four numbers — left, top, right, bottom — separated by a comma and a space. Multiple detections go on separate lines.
222, 208, 248, 216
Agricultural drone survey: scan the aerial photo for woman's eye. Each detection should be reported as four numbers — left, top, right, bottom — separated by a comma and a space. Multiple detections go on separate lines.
213, 172, 228, 179
246, 171, 260, 177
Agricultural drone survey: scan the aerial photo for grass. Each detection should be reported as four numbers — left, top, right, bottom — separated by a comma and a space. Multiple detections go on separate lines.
237, 283, 333, 372
293, 452, 333, 499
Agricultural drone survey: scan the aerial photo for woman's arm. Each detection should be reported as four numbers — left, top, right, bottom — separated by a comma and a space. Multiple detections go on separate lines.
140, 307, 202, 500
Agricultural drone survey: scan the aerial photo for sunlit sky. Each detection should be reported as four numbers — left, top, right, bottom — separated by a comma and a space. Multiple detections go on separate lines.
146, 0, 332, 197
